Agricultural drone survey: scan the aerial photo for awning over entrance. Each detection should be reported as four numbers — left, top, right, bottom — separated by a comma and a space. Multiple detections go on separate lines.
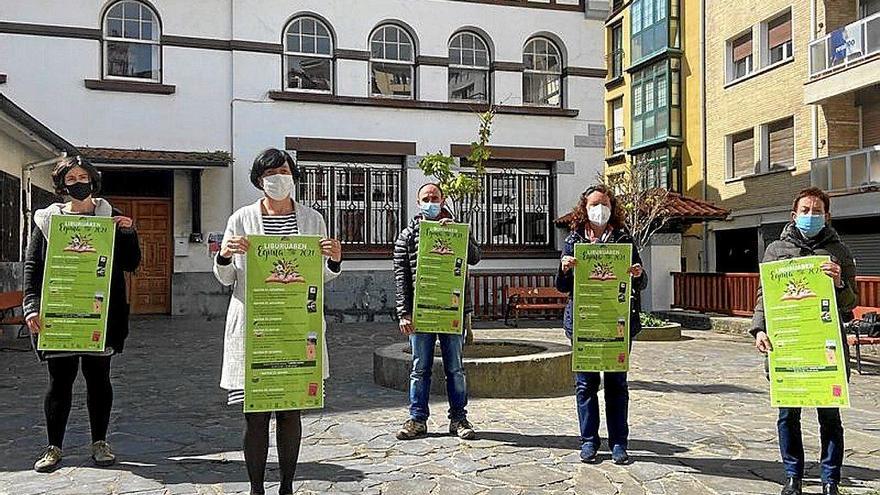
79, 147, 231, 168
554, 192, 729, 228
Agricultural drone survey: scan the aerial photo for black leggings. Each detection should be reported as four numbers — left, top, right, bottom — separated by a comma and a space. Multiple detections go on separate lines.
244, 410, 302, 495
45, 355, 113, 447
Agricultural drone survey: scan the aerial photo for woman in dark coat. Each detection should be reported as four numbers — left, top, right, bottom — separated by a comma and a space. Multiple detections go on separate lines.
555, 185, 647, 465
22, 157, 141, 473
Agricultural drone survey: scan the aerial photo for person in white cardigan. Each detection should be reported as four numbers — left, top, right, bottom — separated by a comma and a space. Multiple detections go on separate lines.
213, 148, 341, 495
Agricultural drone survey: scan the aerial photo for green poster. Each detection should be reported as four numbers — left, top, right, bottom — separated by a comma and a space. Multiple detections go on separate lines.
572, 243, 633, 372
413, 221, 470, 335
245, 235, 325, 413
38, 215, 116, 352
760, 256, 850, 408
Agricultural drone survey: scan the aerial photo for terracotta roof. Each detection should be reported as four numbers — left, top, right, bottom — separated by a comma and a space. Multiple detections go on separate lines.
555, 192, 729, 226
79, 147, 231, 167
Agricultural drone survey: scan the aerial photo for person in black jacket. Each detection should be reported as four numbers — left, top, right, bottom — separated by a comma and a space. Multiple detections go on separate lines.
750, 187, 857, 495
22, 157, 141, 473
555, 184, 646, 466
393, 183, 481, 441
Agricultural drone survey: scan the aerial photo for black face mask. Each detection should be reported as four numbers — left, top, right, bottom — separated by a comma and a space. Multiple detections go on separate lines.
66, 182, 92, 201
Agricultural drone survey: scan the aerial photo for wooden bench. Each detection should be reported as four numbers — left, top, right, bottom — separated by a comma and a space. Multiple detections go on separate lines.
847, 306, 880, 375
0, 291, 27, 339
503, 286, 568, 327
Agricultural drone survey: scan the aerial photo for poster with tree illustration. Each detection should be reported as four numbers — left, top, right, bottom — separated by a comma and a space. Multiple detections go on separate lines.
572, 243, 633, 372
759, 256, 850, 408
413, 221, 470, 334
245, 235, 325, 412
38, 215, 116, 352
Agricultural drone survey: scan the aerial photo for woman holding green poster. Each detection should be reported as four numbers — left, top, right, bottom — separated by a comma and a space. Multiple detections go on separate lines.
556, 185, 646, 465
23, 156, 141, 473
750, 187, 857, 495
213, 148, 342, 495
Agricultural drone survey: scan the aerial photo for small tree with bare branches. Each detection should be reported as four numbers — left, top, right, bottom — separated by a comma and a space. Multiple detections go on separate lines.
597, 160, 671, 252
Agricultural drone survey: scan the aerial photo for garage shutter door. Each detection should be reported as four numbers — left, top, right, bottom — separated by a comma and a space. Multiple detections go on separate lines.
840, 232, 880, 276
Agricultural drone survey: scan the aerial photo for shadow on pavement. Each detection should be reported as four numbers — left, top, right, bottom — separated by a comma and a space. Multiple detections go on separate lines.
475, 432, 689, 455
103, 458, 364, 486
635, 454, 880, 484
629, 380, 763, 395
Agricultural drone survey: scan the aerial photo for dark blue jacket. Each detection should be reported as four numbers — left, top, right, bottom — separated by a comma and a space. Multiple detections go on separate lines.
555, 228, 647, 339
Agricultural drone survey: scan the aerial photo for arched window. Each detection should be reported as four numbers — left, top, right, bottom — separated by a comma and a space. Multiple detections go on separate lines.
103, 1, 161, 81
448, 32, 490, 102
369, 24, 415, 98
284, 16, 333, 93
522, 37, 562, 107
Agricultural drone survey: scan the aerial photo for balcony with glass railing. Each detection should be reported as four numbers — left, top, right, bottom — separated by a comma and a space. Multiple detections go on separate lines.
810, 145, 880, 193
809, 12, 880, 77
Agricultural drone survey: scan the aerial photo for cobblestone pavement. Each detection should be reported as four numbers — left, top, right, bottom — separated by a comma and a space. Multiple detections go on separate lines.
1, 317, 879, 495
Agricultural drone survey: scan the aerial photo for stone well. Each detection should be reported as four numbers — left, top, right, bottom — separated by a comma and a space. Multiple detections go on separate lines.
373, 339, 573, 398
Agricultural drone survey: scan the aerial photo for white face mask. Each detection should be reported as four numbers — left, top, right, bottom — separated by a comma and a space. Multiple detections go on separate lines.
262, 174, 294, 201
587, 204, 611, 227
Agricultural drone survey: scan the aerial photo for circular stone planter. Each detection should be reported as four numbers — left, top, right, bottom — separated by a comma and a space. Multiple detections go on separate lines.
635, 323, 683, 341
373, 339, 573, 398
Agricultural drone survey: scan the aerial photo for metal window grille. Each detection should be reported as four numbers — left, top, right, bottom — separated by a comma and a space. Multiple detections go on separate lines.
460, 170, 551, 248
298, 162, 402, 246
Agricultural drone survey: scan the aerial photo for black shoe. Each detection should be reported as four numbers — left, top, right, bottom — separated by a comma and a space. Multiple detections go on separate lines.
822, 483, 840, 495
781, 477, 802, 495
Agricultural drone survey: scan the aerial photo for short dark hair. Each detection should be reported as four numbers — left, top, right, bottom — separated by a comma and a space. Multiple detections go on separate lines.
51, 156, 101, 196
249, 148, 301, 189
417, 182, 444, 198
792, 187, 830, 213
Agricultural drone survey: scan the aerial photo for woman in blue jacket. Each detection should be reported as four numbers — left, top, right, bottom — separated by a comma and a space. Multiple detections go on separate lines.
555, 185, 646, 465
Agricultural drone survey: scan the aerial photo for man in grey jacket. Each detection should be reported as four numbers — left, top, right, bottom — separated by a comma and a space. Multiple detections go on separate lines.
393, 183, 481, 441
750, 187, 857, 495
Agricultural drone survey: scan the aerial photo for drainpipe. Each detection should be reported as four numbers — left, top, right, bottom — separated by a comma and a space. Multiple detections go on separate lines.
700, 0, 710, 272
20, 154, 67, 259
810, 0, 819, 162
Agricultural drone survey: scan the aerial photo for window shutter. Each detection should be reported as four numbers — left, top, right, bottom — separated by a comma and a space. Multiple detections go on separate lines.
768, 13, 792, 49
768, 118, 794, 168
860, 89, 880, 146
732, 33, 752, 62
732, 131, 755, 177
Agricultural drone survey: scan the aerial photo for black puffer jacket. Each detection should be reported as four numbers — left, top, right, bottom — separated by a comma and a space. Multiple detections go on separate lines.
393, 209, 482, 319
750, 223, 858, 337
23, 201, 141, 358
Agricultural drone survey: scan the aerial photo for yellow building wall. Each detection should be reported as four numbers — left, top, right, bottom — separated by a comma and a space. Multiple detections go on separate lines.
604, 6, 631, 179
680, 0, 705, 271
704, 0, 813, 212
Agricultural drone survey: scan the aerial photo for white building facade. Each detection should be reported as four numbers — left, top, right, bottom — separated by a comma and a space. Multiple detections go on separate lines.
0, 0, 610, 319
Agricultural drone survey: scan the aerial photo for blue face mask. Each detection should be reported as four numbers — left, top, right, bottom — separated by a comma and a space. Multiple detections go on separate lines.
419, 201, 442, 219
795, 214, 825, 238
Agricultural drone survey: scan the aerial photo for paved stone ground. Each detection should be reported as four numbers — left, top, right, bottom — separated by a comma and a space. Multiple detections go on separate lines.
1, 317, 879, 495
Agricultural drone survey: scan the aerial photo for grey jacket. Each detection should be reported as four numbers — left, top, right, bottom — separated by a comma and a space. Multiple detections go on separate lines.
393, 210, 481, 319
750, 223, 858, 337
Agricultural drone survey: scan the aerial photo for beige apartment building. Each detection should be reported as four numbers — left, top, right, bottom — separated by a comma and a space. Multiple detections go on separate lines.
704, 0, 880, 275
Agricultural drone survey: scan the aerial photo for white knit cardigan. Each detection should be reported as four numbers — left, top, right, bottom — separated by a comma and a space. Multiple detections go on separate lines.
213, 199, 340, 390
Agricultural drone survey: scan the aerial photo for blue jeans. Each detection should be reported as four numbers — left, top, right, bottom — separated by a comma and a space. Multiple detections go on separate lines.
575, 371, 629, 449
777, 407, 844, 483
409, 332, 468, 422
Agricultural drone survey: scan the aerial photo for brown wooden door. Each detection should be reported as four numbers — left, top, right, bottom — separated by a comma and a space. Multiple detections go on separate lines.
106, 197, 172, 314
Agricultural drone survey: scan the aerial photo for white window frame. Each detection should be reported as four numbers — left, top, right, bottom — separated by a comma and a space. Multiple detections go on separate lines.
102, 0, 161, 83
522, 37, 563, 108
369, 25, 416, 99
283, 16, 334, 94
726, 28, 755, 83
761, 9, 794, 68
448, 31, 491, 102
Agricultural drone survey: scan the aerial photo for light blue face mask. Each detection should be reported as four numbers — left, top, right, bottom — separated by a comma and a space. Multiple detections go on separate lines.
419, 201, 442, 219
795, 214, 825, 238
